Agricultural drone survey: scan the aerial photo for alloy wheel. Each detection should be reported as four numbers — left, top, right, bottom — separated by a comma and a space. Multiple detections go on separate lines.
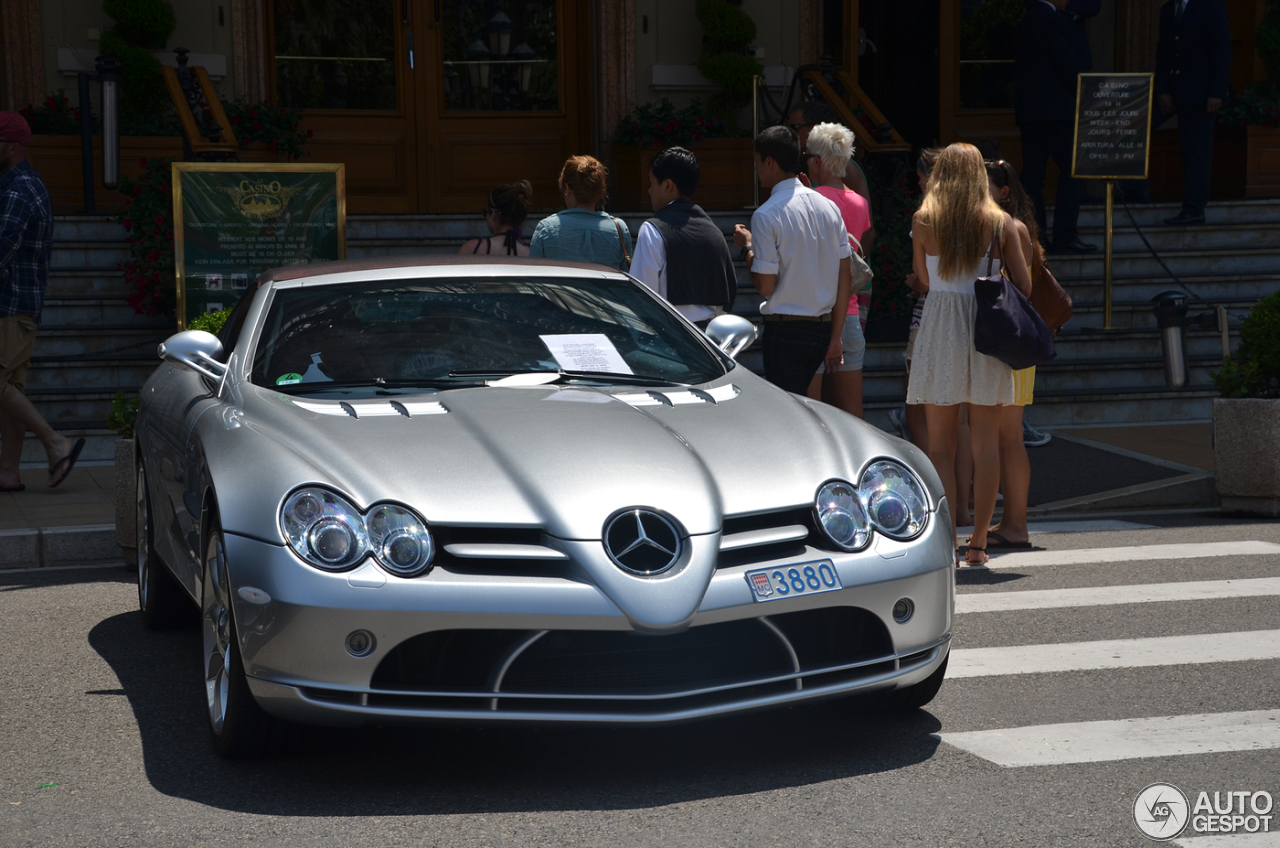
202, 531, 232, 735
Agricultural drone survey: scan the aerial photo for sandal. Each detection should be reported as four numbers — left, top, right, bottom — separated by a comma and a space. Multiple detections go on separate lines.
962, 546, 989, 568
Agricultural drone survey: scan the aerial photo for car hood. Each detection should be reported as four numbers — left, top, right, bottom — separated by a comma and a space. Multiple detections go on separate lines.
223, 371, 936, 542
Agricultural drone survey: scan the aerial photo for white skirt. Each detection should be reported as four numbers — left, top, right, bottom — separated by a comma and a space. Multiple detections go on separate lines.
906, 289, 1015, 406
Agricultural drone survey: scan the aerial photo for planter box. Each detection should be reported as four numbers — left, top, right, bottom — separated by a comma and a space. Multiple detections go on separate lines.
1213, 397, 1280, 517
612, 139, 755, 212
1246, 125, 1280, 199
26, 136, 290, 214
114, 438, 136, 551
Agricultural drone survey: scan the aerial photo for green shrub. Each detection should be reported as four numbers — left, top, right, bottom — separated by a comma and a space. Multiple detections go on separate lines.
696, 0, 760, 112
1212, 290, 1280, 398
108, 391, 140, 438
103, 0, 176, 49
188, 308, 231, 335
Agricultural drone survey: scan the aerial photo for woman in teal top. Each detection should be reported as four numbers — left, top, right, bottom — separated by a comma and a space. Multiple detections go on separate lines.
530, 155, 633, 271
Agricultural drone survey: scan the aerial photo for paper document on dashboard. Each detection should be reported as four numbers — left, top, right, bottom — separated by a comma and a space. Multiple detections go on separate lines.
539, 334, 634, 374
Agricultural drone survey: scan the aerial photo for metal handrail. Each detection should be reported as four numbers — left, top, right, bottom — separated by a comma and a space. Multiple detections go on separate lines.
162, 47, 239, 160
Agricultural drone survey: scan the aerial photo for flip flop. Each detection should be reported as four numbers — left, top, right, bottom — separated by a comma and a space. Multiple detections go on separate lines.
0, 483, 25, 492
961, 545, 990, 568
48, 438, 86, 489
986, 530, 1032, 549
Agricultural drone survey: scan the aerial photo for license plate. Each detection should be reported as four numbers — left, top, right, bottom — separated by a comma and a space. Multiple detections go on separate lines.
745, 560, 843, 602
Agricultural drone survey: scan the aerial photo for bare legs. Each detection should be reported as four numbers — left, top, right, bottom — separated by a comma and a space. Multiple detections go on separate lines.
924, 402, 1003, 564
990, 404, 1031, 544
0, 387, 73, 488
954, 404, 973, 526
807, 371, 865, 419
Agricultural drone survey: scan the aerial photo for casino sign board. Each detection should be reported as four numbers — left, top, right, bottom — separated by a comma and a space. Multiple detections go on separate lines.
171, 163, 345, 328
1071, 73, 1155, 180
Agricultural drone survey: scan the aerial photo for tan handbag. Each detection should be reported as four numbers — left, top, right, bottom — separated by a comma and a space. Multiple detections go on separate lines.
1030, 262, 1074, 336
612, 218, 632, 267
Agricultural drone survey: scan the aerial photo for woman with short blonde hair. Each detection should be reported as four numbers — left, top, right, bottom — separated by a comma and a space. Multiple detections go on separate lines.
906, 142, 1032, 567
804, 122, 854, 184
530, 155, 632, 270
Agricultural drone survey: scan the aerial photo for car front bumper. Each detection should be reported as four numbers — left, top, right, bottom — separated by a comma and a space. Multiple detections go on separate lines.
225, 501, 956, 726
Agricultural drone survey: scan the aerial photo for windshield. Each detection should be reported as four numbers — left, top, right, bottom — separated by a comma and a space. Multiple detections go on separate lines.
250, 276, 729, 392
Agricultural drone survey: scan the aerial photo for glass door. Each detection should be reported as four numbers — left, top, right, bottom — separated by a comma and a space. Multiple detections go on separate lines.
271, 0, 423, 212
417, 0, 586, 212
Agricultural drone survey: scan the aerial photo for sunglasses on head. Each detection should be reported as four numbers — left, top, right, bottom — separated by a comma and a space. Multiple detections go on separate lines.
985, 159, 1009, 168
786, 122, 813, 132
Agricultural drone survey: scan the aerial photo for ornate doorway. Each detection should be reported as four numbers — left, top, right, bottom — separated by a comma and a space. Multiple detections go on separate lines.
268, 0, 588, 213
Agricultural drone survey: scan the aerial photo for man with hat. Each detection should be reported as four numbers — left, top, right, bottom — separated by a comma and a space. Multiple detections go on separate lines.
0, 112, 84, 491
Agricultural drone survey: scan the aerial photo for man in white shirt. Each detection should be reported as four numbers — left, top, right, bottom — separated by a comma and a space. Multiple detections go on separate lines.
733, 126, 853, 395
629, 146, 736, 327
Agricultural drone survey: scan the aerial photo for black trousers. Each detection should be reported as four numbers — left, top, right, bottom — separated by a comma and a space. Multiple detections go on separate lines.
1019, 120, 1083, 247
1177, 107, 1215, 216
762, 320, 829, 396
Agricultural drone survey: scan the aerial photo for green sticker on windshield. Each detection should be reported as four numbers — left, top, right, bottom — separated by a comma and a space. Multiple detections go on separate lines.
276, 373, 303, 386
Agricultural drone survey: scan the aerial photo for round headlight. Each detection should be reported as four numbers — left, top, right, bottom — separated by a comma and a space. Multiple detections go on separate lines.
280, 488, 369, 570
367, 504, 433, 576
859, 460, 929, 540
814, 480, 871, 551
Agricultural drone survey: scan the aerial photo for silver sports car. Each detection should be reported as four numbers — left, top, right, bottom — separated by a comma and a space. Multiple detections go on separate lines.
135, 256, 955, 759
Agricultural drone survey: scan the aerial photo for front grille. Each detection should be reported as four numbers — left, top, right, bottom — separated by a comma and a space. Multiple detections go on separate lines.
369, 607, 895, 714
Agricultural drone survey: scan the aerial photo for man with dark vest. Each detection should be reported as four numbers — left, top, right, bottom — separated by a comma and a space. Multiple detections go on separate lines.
1156, 0, 1232, 226
629, 147, 737, 328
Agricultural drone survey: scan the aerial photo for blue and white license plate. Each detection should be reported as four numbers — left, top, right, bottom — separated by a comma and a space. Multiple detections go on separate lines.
745, 560, 843, 602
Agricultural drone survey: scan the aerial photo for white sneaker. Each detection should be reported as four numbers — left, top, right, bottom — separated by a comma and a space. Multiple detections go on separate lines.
888, 406, 908, 438
1023, 422, 1052, 447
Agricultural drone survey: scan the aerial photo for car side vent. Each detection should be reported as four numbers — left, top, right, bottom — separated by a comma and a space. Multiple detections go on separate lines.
292, 399, 448, 418
612, 383, 738, 408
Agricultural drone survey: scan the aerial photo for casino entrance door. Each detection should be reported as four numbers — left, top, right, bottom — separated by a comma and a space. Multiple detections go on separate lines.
269, 0, 589, 213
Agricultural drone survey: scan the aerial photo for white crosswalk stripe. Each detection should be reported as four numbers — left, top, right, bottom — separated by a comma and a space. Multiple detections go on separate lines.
948, 630, 1280, 678
943, 536, 1280, 779
955, 577, 1280, 614
1175, 834, 1280, 847
940, 709, 1280, 767
985, 540, 1280, 569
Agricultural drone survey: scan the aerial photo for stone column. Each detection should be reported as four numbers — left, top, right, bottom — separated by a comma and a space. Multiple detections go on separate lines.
1115, 0, 1161, 73
596, 0, 635, 163
1, 0, 45, 112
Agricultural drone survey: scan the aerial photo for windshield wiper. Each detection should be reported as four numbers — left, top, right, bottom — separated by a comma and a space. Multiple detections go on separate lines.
449, 369, 689, 388
273, 376, 484, 394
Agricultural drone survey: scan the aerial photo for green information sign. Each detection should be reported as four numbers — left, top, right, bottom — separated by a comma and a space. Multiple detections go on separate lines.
172, 163, 346, 327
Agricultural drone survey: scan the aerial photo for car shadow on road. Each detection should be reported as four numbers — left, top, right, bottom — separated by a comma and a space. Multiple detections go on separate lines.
89, 611, 944, 817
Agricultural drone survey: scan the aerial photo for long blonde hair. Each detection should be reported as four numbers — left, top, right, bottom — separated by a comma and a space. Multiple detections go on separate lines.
917, 143, 1004, 279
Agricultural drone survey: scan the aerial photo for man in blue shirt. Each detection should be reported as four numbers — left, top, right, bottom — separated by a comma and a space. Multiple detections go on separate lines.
0, 113, 84, 491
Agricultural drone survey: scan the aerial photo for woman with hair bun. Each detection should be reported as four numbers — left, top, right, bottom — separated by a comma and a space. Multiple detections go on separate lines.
460, 180, 533, 256
460, 181, 532, 256
530, 155, 633, 271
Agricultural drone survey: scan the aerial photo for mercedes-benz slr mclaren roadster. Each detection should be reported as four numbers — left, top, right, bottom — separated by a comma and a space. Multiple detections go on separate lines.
134, 255, 955, 758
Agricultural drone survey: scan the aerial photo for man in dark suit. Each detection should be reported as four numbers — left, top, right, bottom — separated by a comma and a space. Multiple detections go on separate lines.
1156, 0, 1232, 226
1015, 0, 1098, 254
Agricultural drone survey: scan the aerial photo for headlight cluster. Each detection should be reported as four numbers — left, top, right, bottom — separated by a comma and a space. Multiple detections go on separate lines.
814, 460, 929, 551
281, 488, 433, 576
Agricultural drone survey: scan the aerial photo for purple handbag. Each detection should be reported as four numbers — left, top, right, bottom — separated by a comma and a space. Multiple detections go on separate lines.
972, 238, 1056, 370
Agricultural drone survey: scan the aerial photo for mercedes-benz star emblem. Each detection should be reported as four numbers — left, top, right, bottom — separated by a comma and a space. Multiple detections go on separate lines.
603, 509, 683, 575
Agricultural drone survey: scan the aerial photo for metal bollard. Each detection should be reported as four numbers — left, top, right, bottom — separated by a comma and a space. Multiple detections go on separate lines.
96, 55, 121, 190
1151, 291, 1189, 390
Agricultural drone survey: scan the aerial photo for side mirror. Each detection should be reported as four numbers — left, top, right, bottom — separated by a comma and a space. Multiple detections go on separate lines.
158, 330, 227, 381
704, 314, 757, 360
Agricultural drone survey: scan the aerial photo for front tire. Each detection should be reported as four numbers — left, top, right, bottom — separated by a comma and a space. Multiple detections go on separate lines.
137, 462, 191, 630
203, 514, 289, 759
882, 654, 948, 713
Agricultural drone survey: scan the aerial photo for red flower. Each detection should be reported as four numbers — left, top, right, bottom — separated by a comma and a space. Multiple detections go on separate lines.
123, 220, 132, 231
133, 185, 143, 196
46, 95, 56, 107
154, 214, 166, 225
249, 108, 258, 118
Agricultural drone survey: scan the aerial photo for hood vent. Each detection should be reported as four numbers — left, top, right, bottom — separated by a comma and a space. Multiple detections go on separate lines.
292, 399, 448, 418
613, 383, 738, 409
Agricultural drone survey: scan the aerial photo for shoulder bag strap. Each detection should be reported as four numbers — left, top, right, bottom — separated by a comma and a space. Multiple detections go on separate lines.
613, 218, 632, 267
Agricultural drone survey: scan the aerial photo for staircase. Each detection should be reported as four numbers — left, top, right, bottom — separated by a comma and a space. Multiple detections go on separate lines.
27, 199, 1279, 465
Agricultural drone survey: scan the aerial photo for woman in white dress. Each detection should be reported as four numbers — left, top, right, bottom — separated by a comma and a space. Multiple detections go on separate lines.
906, 143, 1032, 566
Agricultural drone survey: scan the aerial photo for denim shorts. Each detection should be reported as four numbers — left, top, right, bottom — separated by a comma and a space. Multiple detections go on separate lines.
814, 317, 866, 374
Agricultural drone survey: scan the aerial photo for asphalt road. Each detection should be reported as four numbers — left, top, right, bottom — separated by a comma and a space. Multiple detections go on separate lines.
2, 513, 1278, 847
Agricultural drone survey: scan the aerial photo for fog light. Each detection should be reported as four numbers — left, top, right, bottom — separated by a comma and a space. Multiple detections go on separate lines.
345, 630, 376, 657
892, 598, 914, 623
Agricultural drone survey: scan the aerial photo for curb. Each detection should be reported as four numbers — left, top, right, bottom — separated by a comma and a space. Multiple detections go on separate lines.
0, 524, 125, 570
